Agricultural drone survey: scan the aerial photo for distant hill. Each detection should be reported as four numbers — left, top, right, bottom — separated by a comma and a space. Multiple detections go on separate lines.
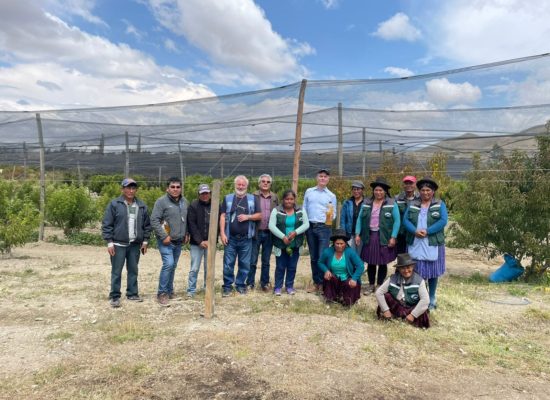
415, 124, 546, 158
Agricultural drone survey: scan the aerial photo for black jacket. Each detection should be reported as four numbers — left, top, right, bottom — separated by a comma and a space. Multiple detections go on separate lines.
101, 195, 152, 245
187, 199, 211, 245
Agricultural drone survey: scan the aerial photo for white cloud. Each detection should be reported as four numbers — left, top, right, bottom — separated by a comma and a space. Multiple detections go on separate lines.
424, 0, 550, 64
388, 101, 436, 111
146, 0, 313, 85
164, 38, 179, 53
123, 19, 145, 40
384, 66, 414, 78
425, 78, 482, 105
45, 0, 107, 26
372, 12, 421, 42
319, 0, 340, 9
0, 0, 214, 109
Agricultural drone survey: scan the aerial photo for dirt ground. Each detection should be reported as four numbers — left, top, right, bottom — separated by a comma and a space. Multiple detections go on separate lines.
0, 238, 549, 400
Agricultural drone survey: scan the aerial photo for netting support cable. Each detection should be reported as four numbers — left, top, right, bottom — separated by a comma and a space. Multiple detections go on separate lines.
35, 113, 46, 241
338, 102, 343, 176
292, 79, 307, 193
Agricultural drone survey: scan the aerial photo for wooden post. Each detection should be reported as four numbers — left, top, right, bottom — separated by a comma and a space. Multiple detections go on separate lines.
178, 143, 185, 195
158, 166, 162, 187
36, 113, 46, 241
338, 102, 343, 176
124, 131, 129, 177
77, 160, 82, 186
362, 128, 366, 178
204, 180, 221, 319
23, 142, 27, 179
292, 79, 307, 193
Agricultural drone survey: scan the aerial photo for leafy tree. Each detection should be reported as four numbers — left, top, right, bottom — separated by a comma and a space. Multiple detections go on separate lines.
47, 185, 98, 235
0, 180, 39, 254
450, 137, 550, 281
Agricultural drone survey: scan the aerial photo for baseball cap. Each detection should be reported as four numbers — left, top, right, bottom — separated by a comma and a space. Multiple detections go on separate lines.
198, 184, 211, 194
121, 178, 137, 187
351, 180, 365, 189
402, 175, 417, 183
317, 168, 330, 175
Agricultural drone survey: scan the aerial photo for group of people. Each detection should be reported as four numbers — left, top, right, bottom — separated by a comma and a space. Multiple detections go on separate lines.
101, 169, 447, 328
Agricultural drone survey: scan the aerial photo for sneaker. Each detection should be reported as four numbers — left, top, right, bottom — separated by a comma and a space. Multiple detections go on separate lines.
363, 284, 375, 295
274, 288, 282, 296
109, 298, 121, 308
222, 289, 232, 297
186, 292, 195, 299
127, 295, 143, 302
157, 293, 170, 307
236, 287, 247, 295
286, 288, 296, 295
168, 293, 176, 300
261, 283, 272, 293
306, 283, 322, 293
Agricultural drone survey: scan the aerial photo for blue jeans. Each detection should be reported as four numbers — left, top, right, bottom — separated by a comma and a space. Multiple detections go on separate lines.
274, 248, 300, 290
306, 224, 332, 285
222, 236, 252, 291
157, 241, 182, 295
188, 245, 208, 294
246, 230, 273, 288
109, 243, 141, 299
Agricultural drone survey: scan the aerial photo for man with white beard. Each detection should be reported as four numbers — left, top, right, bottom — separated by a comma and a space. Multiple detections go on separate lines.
219, 175, 261, 297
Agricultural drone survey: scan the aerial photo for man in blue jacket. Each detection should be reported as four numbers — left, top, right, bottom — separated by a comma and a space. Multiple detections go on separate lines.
102, 178, 152, 308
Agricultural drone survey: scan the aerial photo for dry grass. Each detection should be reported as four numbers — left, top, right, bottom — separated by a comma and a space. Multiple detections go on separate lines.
0, 239, 549, 399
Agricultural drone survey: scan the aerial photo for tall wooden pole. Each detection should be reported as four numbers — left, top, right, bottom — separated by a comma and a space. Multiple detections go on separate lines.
362, 128, 366, 178
35, 113, 46, 241
124, 131, 130, 177
23, 142, 28, 179
204, 180, 221, 319
292, 79, 307, 193
178, 142, 184, 195
338, 102, 343, 176
77, 160, 82, 186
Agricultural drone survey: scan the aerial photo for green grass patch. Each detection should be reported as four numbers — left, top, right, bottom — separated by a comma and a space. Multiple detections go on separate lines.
109, 321, 155, 344
523, 307, 550, 321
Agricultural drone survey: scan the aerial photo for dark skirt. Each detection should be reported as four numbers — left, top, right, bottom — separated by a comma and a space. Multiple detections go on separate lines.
376, 292, 430, 328
361, 230, 397, 265
323, 276, 361, 306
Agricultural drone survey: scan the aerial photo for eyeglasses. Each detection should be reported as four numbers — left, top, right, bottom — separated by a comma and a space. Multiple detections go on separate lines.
169, 185, 181, 189
261, 180, 271, 184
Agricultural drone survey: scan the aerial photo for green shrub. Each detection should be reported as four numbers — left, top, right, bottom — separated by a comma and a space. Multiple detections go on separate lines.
0, 180, 40, 254
450, 137, 550, 281
46, 185, 98, 235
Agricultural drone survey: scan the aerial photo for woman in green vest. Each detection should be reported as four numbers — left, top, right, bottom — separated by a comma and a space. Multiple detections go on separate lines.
268, 190, 310, 295
355, 177, 400, 294
375, 253, 430, 328
403, 176, 448, 311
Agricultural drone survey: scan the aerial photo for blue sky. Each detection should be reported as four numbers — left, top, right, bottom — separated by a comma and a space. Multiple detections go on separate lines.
1, 0, 550, 110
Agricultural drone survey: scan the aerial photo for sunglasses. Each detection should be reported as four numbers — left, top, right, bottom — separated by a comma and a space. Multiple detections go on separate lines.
261, 180, 271, 184
169, 185, 181, 189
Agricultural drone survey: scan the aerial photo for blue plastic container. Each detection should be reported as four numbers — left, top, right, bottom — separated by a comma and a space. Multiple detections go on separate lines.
489, 253, 525, 282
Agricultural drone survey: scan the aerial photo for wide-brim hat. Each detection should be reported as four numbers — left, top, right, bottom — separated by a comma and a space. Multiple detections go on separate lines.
395, 253, 416, 268
330, 229, 349, 242
416, 176, 439, 191
370, 176, 391, 191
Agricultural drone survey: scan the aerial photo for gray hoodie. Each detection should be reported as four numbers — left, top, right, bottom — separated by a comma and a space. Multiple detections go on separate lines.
151, 194, 189, 243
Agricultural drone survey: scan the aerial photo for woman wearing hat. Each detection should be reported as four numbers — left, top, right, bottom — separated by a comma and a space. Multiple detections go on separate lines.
318, 229, 364, 306
355, 177, 400, 294
375, 253, 430, 328
403, 176, 448, 310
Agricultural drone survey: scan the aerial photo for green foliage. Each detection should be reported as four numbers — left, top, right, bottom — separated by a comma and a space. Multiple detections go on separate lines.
46, 185, 98, 235
47, 231, 105, 246
450, 137, 550, 280
0, 179, 40, 254
136, 187, 165, 211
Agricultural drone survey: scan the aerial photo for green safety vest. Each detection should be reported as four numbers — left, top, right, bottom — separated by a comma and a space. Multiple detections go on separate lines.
359, 197, 395, 246
405, 199, 445, 246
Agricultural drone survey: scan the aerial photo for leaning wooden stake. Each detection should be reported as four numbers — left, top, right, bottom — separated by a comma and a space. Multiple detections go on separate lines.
35, 113, 46, 241
204, 180, 221, 319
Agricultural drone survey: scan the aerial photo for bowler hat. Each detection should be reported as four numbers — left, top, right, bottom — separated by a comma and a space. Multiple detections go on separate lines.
330, 229, 349, 242
394, 253, 416, 268
369, 176, 391, 191
416, 176, 439, 191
